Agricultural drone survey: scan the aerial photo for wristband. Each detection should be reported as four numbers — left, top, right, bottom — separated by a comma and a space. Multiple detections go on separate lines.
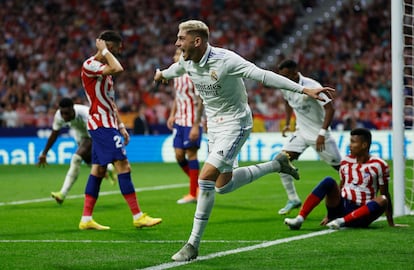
119, 123, 125, 129
102, 48, 109, 56
318, 129, 327, 136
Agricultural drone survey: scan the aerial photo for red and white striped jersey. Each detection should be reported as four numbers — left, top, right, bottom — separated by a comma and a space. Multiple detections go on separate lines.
81, 56, 117, 130
173, 73, 200, 127
340, 155, 390, 205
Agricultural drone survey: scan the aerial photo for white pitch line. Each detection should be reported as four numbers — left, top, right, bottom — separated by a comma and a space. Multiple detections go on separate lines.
0, 183, 187, 206
138, 216, 389, 270
138, 230, 337, 270
0, 240, 266, 244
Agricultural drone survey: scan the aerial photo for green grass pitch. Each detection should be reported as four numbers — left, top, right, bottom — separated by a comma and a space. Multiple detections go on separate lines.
1, 161, 413, 270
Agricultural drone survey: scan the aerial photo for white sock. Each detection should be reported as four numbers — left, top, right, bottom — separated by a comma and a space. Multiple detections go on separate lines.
215, 162, 274, 194
81, 216, 92, 222
61, 154, 82, 195
188, 180, 216, 249
133, 212, 143, 220
280, 173, 300, 201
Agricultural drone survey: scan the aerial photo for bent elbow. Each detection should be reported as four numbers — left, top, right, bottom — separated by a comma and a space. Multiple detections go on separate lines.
109, 66, 124, 75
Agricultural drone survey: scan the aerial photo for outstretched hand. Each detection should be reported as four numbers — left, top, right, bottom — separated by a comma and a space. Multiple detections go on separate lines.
153, 69, 168, 84
303, 87, 335, 102
37, 155, 48, 168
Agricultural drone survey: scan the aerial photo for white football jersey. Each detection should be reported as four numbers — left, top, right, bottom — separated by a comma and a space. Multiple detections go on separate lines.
162, 44, 304, 129
281, 73, 331, 140
52, 104, 90, 143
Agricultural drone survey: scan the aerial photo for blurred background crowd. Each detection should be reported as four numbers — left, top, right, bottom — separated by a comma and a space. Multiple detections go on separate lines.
0, 0, 411, 134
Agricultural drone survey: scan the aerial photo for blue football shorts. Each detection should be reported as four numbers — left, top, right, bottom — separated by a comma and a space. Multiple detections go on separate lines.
89, 128, 127, 166
172, 123, 202, 149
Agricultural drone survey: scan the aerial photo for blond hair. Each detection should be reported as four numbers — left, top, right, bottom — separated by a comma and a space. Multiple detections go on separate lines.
178, 20, 209, 40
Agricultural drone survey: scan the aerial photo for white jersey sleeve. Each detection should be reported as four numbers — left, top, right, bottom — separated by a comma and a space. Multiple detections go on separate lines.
281, 73, 332, 140
162, 44, 304, 129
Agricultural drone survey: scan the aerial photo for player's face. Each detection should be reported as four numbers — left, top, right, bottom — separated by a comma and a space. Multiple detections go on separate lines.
349, 135, 366, 156
60, 106, 75, 122
175, 30, 197, 61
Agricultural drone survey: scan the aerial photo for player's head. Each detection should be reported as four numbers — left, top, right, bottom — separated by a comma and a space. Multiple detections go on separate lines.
349, 128, 372, 156
59, 97, 75, 122
176, 20, 209, 62
278, 59, 299, 83
98, 30, 122, 54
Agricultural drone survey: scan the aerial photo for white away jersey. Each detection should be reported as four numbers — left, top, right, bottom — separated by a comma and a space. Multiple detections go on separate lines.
162, 44, 304, 129
281, 73, 331, 140
340, 155, 390, 206
52, 104, 90, 143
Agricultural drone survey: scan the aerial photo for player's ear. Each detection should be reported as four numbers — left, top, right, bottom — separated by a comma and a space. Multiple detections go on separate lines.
194, 36, 202, 47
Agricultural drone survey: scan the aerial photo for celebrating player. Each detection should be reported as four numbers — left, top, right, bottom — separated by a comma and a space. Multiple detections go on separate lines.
154, 20, 335, 261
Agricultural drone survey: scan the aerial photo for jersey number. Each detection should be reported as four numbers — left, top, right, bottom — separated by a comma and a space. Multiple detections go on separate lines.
113, 135, 123, 148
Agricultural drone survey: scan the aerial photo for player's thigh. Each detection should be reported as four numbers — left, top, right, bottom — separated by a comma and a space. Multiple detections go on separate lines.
206, 124, 251, 174
315, 136, 341, 166
76, 137, 92, 163
282, 132, 308, 154
90, 128, 127, 166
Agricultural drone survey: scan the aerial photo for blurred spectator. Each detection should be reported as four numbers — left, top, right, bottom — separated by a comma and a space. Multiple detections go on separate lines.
133, 105, 150, 135
2, 103, 19, 127
0, 0, 402, 133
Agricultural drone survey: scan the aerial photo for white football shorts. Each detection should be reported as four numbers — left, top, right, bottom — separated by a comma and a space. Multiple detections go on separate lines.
282, 131, 341, 166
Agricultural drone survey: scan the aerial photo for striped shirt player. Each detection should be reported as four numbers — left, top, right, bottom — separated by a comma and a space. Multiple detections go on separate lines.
277, 59, 342, 215
82, 57, 119, 131
173, 73, 201, 127
169, 71, 203, 204
155, 20, 335, 261
340, 155, 389, 206
284, 128, 397, 231
78, 30, 161, 231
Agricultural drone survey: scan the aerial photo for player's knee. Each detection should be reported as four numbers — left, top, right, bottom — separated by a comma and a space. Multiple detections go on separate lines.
215, 182, 233, 194
375, 195, 388, 208
320, 176, 336, 188
312, 176, 337, 198
71, 154, 83, 166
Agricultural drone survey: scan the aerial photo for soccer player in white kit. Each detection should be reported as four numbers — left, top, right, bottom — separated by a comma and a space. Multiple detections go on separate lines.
37, 98, 116, 204
154, 20, 335, 261
276, 59, 342, 215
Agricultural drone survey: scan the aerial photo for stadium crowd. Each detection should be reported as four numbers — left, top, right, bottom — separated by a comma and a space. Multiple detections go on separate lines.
0, 0, 401, 133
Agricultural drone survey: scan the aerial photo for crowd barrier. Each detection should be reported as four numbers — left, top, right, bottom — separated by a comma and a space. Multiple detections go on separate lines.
0, 130, 412, 165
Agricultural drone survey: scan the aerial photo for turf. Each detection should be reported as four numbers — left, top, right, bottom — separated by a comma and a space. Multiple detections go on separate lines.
0, 161, 413, 270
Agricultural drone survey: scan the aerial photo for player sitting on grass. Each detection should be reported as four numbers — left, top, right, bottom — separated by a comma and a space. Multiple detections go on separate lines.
285, 128, 406, 230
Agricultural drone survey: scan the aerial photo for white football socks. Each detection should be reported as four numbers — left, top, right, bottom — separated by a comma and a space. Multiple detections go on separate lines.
215, 161, 274, 194
280, 173, 300, 201
61, 153, 82, 195
188, 180, 215, 249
